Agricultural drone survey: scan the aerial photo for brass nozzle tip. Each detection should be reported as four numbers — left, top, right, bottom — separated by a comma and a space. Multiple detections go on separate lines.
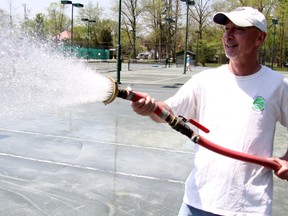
103, 77, 119, 105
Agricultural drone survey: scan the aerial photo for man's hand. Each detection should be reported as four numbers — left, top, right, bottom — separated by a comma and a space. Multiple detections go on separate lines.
130, 93, 172, 123
130, 94, 157, 116
271, 157, 288, 181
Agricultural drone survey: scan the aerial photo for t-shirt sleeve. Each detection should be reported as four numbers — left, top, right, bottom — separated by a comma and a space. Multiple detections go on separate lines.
165, 75, 199, 119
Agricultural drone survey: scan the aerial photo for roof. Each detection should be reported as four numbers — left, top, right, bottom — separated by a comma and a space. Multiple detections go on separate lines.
53, 30, 71, 40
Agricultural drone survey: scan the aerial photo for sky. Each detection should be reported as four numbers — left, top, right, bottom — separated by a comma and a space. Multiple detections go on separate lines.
1, 0, 113, 18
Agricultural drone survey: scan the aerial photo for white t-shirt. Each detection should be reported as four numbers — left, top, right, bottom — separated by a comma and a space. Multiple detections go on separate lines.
166, 65, 288, 215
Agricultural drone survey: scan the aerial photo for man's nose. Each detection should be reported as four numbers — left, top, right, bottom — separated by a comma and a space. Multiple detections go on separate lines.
223, 30, 234, 39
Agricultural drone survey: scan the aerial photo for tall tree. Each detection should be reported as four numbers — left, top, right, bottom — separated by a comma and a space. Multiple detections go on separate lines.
46, 2, 69, 36
0, 9, 10, 28
188, 0, 213, 65
99, 19, 115, 50
142, 0, 169, 59
76, 1, 103, 48
34, 13, 45, 40
273, 0, 288, 67
121, 0, 144, 59
162, 0, 180, 62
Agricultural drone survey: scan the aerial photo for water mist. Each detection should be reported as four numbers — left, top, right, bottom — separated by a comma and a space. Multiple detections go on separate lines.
0, 29, 111, 118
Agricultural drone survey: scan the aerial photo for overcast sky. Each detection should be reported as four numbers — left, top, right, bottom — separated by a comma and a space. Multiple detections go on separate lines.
1, 0, 113, 18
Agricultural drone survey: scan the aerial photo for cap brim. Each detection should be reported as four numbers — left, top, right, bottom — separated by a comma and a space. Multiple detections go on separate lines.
213, 12, 253, 27
213, 13, 229, 25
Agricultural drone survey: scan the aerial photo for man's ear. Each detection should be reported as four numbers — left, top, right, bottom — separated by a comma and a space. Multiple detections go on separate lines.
256, 32, 266, 46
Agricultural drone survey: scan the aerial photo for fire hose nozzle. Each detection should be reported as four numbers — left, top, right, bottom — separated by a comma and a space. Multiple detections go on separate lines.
103, 77, 119, 105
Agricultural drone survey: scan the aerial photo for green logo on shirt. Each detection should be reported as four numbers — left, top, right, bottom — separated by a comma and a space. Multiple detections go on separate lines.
253, 96, 265, 111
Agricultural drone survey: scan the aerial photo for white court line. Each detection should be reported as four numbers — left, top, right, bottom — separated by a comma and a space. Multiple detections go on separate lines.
0, 152, 185, 185
0, 128, 194, 155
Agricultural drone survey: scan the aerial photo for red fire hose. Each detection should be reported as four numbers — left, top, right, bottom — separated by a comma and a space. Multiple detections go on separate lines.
115, 88, 281, 171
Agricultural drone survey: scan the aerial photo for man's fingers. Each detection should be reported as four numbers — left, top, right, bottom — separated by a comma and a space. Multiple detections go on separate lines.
130, 95, 156, 116
272, 158, 288, 181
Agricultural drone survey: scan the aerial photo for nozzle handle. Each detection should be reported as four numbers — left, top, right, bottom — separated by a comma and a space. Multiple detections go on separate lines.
127, 91, 146, 102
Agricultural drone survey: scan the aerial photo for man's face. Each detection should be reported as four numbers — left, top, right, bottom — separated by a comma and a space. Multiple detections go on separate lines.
222, 20, 265, 61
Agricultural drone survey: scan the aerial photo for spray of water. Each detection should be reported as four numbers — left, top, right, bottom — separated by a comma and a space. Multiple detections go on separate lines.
0, 29, 112, 118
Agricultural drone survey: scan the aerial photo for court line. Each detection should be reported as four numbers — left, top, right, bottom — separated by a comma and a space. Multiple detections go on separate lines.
0, 128, 194, 155
0, 152, 185, 185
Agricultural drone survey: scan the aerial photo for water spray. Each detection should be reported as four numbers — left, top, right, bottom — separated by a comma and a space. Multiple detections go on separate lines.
104, 77, 281, 171
0, 29, 113, 118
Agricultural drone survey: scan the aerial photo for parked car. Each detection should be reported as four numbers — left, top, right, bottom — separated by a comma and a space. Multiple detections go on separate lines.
283, 61, 288, 67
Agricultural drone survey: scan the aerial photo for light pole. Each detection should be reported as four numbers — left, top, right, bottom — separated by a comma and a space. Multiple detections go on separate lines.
271, 17, 278, 69
117, 0, 122, 84
180, 0, 195, 74
61, 1, 84, 52
81, 18, 96, 60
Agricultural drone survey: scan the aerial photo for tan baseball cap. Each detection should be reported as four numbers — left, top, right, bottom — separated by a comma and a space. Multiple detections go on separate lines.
213, 7, 267, 33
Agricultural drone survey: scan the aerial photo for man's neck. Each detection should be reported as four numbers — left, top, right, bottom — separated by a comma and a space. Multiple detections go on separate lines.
228, 60, 261, 76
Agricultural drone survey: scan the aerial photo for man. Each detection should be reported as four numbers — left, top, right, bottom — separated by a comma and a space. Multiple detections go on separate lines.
186, 55, 192, 71
131, 7, 288, 216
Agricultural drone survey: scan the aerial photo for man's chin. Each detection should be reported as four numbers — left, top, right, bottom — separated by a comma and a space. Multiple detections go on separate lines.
225, 52, 235, 60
